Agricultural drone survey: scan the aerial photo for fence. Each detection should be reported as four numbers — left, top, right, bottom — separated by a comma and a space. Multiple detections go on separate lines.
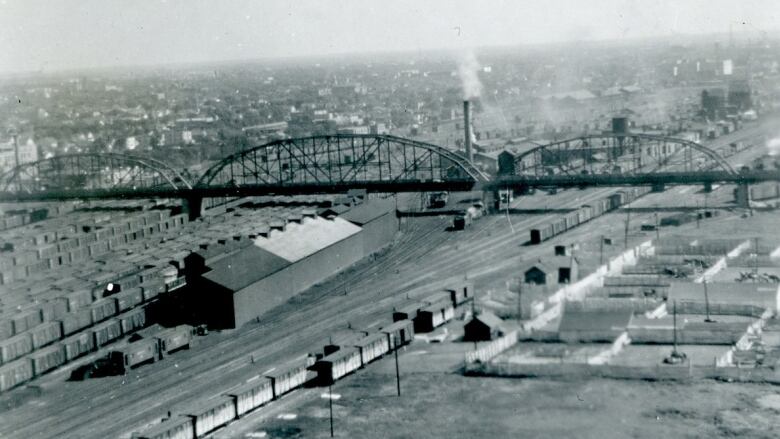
470, 361, 780, 384
465, 330, 519, 364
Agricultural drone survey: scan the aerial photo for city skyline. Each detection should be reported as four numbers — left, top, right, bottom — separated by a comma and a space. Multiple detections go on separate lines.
0, 0, 778, 74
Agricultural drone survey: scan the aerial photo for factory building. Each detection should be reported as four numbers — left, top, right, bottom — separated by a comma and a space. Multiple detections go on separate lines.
190, 199, 398, 329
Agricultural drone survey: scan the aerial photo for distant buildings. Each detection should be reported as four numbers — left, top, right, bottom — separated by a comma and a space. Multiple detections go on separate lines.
0, 137, 38, 174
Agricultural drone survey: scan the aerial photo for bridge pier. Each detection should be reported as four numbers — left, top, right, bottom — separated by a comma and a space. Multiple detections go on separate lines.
182, 195, 204, 220
651, 183, 665, 193
734, 183, 751, 208
703, 182, 713, 193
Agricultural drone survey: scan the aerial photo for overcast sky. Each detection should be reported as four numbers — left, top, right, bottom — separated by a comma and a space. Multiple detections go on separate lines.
0, 0, 778, 73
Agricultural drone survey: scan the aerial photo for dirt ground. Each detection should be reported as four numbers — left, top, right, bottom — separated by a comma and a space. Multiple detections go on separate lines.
216, 340, 780, 439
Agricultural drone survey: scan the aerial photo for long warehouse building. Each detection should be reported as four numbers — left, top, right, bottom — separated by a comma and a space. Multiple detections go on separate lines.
190, 198, 398, 328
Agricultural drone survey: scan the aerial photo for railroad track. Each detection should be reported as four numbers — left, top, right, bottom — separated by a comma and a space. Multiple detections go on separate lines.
3, 120, 776, 439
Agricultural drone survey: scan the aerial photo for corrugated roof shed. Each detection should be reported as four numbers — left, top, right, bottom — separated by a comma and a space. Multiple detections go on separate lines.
202, 245, 291, 292
253, 217, 361, 263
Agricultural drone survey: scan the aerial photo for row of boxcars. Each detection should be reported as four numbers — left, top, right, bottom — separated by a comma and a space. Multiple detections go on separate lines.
0, 266, 186, 393
529, 187, 652, 244
0, 306, 150, 392
136, 282, 472, 439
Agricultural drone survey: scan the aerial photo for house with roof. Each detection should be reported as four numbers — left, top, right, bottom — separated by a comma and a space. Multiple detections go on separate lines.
463, 310, 508, 342
523, 256, 579, 285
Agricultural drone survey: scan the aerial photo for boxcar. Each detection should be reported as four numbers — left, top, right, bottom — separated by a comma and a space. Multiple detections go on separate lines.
109, 338, 159, 373
30, 321, 63, 349
136, 415, 195, 439
226, 376, 275, 417
266, 359, 310, 398
114, 287, 144, 312
155, 326, 192, 355
140, 281, 165, 302
119, 307, 147, 334
414, 299, 455, 333
89, 298, 118, 324
59, 309, 93, 336
61, 332, 95, 361
313, 346, 362, 385
380, 319, 415, 349
392, 302, 424, 322
0, 332, 33, 364
10, 308, 43, 335
353, 332, 390, 365
445, 282, 473, 306
185, 395, 237, 437
91, 318, 123, 347
0, 358, 34, 392
29, 344, 66, 376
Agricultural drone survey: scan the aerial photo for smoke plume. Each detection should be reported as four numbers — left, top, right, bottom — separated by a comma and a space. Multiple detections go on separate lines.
767, 136, 780, 156
457, 50, 483, 100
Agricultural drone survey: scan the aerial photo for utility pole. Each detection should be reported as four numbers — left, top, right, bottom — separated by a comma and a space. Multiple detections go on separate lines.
624, 207, 631, 250
703, 278, 714, 323
394, 335, 401, 397
655, 210, 660, 240
517, 282, 523, 321
599, 235, 604, 266
328, 384, 334, 437
753, 237, 759, 277
672, 300, 679, 354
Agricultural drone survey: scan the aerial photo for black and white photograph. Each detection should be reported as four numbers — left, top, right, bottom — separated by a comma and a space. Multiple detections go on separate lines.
1, 1, 780, 437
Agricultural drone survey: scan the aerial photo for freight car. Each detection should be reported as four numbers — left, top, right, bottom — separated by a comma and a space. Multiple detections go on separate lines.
225, 376, 274, 417
155, 325, 193, 356
452, 202, 486, 230
135, 291, 474, 439
428, 191, 449, 208
529, 188, 649, 244
106, 338, 160, 374
312, 346, 363, 385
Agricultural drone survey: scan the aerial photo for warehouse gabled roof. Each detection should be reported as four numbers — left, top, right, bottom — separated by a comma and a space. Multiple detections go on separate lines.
340, 198, 395, 225
253, 216, 361, 263
202, 245, 291, 292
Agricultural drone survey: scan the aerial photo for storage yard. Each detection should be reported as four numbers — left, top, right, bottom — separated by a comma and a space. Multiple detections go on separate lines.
0, 111, 778, 439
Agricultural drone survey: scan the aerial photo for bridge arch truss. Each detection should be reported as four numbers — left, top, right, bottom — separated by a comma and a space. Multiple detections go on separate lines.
0, 153, 192, 194
505, 134, 736, 178
197, 134, 488, 188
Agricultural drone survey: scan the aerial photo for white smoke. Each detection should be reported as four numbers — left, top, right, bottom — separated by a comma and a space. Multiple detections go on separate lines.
457, 50, 483, 100
767, 136, 780, 156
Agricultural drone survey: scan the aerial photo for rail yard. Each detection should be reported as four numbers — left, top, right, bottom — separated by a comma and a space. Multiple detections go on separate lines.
0, 110, 777, 438
2, 11, 780, 438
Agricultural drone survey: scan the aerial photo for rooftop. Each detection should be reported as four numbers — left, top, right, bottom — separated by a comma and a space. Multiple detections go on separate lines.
253, 216, 361, 263
202, 245, 291, 292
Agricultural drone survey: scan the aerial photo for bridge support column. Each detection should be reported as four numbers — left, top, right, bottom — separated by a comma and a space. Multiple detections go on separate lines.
703, 182, 713, 193
182, 195, 204, 220
651, 183, 665, 193
735, 184, 751, 208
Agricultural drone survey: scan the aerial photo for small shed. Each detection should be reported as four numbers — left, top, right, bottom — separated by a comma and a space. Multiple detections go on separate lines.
463, 311, 508, 342
524, 261, 555, 285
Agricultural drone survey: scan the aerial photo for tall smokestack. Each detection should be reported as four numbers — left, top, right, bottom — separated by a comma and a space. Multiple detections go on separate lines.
463, 100, 472, 161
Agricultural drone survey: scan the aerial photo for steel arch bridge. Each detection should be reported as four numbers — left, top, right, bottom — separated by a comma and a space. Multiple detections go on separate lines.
503, 133, 736, 177
0, 153, 192, 194
196, 134, 489, 189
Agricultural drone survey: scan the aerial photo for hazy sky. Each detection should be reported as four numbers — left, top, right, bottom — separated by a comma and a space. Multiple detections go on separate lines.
0, 0, 778, 73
